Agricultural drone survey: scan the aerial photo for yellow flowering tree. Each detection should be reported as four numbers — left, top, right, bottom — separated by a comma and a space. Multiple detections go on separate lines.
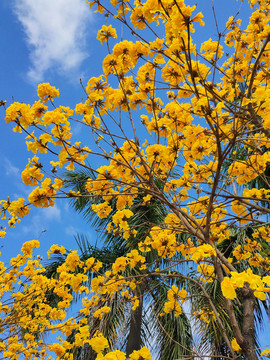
45, 171, 193, 359
2, 0, 270, 359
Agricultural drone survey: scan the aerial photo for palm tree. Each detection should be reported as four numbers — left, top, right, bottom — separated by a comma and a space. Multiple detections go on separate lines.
46, 168, 270, 359
190, 228, 270, 359
45, 168, 194, 360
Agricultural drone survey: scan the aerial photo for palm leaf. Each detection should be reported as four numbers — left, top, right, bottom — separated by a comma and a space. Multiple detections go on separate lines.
149, 278, 194, 360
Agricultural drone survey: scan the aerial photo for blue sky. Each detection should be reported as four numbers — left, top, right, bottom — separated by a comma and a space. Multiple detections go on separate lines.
0, 0, 270, 353
0, 0, 103, 259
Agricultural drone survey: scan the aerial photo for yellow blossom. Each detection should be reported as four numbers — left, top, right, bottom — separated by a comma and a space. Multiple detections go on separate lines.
231, 338, 241, 352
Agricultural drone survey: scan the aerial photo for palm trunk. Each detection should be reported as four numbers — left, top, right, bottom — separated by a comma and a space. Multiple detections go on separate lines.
215, 261, 258, 359
241, 287, 258, 360
126, 292, 143, 356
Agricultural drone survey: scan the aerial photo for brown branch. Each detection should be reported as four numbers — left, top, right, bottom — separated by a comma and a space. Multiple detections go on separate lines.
247, 33, 270, 99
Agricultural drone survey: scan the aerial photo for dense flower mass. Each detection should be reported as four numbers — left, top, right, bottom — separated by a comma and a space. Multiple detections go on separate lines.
2, 0, 270, 359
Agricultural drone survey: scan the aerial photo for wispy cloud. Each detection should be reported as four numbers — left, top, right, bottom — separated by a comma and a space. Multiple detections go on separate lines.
13, 0, 93, 83
2, 157, 35, 196
21, 205, 61, 236
42, 204, 61, 221
65, 225, 80, 237
3, 157, 20, 178
21, 214, 47, 237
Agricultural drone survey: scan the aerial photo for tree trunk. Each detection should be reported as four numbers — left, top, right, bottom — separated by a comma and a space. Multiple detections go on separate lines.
240, 287, 258, 360
126, 294, 143, 356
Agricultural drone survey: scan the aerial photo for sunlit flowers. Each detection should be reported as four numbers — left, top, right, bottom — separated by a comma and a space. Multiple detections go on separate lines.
97, 25, 117, 44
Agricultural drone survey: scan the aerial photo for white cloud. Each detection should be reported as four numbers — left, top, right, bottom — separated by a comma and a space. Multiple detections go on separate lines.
20, 206, 61, 238
42, 204, 61, 221
64, 202, 70, 212
4, 158, 20, 178
65, 225, 79, 237
21, 214, 46, 236
13, 0, 93, 83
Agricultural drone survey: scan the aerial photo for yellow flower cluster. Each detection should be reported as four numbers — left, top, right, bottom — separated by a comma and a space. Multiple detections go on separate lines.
28, 178, 56, 208
164, 285, 187, 317
148, 227, 179, 258
21, 155, 44, 186
200, 39, 223, 61
129, 347, 152, 360
47, 244, 66, 258
93, 306, 111, 319
197, 263, 215, 283
92, 202, 113, 219
0, 238, 129, 359
89, 332, 109, 353
97, 25, 117, 44
261, 348, 270, 357
228, 155, 268, 185
37, 83, 59, 103
221, 269, 270, 301
96, 350, 126, 360
107, 209, 135, 240
191, 244, 216, 264
193, 309, 216, 324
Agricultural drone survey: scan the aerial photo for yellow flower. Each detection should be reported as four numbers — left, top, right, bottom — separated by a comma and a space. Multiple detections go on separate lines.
197, 263, 215, 282
112, 256, 128, 274
221, 277, 237, 300
254, 291, 266, 301
131, 298, 140, 311
8, 198, 29, 218
5, 102, 33, 129
48, 343, 65, 358
201, 39, 223, 61
103, 350, 126, 360
37, 83, 59, 103
89, 332, 109, 353
129, 347, 152, 360
191, 244, 216, 263
93, 306, 111, 319
261, 348, 270, 357
21, 240, 40, 255
97, 25, 117, 44
127, 250, 145, 269
231, 338, 241, 352
47, 244, 66, 258
92, 202, 112, 219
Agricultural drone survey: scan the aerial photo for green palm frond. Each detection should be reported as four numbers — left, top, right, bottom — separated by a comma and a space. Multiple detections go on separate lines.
149, 278, 194, 360
44, 253, 67, 279
190, 279, 234, 356
63, 168, 169, 246
65, 292, 126, 360
63, 168, 116, 239
74, 234, 126, 272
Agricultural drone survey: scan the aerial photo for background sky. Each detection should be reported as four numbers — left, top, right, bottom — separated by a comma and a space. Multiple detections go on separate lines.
0, 0, 102, 259
0, 0, 269, 353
